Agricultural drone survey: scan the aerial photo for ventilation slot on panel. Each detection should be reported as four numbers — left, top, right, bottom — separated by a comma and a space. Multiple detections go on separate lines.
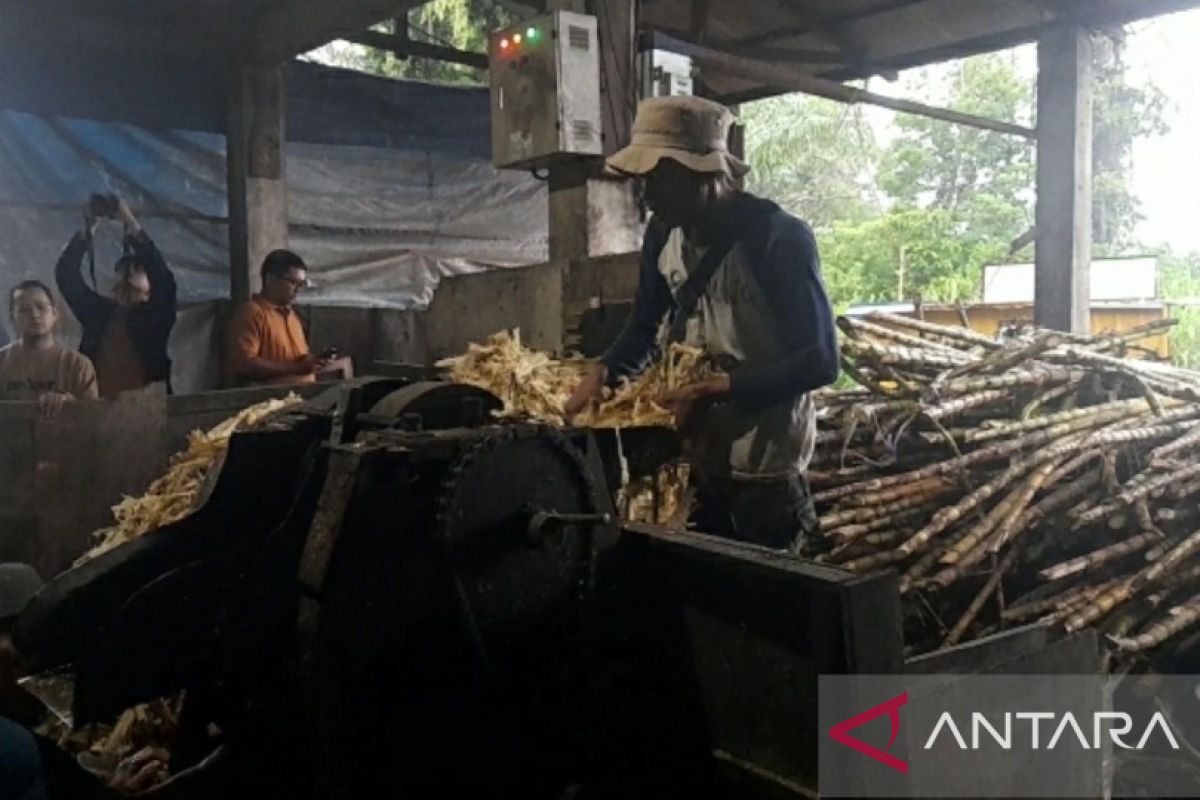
568, 25, 591, 50
571, 120, 596, 146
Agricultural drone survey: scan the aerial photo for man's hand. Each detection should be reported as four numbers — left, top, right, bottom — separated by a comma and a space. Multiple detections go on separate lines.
110, 747, 169, 795
82, 203, 100, 235
115, 196, 141, 235
660, 375, 732, 428
293, 355, 322, 376
565, 364, 608, 420
36, 392, 72, 420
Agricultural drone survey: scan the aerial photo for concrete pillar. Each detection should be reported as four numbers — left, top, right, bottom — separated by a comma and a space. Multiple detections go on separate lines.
1035, 27, 1093, 334
226, 66, 288, 305
546, 0, 641, 261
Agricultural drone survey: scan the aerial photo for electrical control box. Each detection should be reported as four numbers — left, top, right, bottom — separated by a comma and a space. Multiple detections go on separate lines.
489, 11, 602, 170
639, 49, 694, 98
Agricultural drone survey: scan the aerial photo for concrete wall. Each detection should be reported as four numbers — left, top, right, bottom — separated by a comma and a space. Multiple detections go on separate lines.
423, 262, 564, 360
0, 383, 328, 579
416, 253, 642, 359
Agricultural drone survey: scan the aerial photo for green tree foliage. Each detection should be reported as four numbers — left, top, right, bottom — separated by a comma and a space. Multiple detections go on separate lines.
1091, 31, 1170, 251
879, 54, 1034, 223
746, 35, 1168, 309
742, 96, 880, 230
311, 0, 509, 85
1155, 249, 1200, 368
818, 209, 1007, 304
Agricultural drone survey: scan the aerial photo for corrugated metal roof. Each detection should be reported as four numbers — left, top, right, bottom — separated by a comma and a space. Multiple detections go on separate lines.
6, 0, 1200, 125
634, 0, 1200, 100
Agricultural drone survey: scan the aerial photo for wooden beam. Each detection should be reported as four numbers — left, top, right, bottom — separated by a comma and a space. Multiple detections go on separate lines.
649, 26, 850, 64
717, 0, 926, 50
595, 0, 637, 153
823, 0, 1200, 81
226, 67, 289, 306
689, 0, 711, 40
251, 0, 427, 65
345, 30, 489, 69
651, 32, 1036, 139
1034, 26, 1093, 334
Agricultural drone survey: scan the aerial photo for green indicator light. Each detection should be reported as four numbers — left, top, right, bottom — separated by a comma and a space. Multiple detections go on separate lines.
526, 27, 539, 40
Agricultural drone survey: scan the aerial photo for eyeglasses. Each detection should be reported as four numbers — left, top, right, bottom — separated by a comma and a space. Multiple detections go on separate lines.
271, 273, 308, 291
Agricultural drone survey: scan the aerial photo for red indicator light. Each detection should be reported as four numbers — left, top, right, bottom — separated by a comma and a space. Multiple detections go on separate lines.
499, 38, 510, 50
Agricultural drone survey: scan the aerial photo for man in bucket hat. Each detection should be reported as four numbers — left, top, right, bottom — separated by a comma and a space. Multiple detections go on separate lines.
566, 96, 838, 551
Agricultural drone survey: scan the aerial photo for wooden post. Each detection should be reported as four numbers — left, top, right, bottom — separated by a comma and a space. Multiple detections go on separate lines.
1035, 27, 1093, 334
226, 66, 288, 305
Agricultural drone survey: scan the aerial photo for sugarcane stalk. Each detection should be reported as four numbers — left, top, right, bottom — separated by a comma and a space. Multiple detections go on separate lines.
1063, 535, 1200, 633
828, 527, 916, 563
819, 490, 941, 530
1039, 531, 1163, 582
939, 479, 1035, 569
1168, 478, 1200, 502
942, 547, 1022, 648
1154, 561, 1200, 593
1073, 463, 1200, 528
839, 356, 897, 398
936, 367, 1088, 397
921, 389, 1011, 421
1020, 469, 1101, 530
963, 398, 1161, 445
1050, 346, 1200, 399
838, 316, 972, 359
1142, 532, 1180, 563
899, 432, 1094, 559
822, 505, 934, 544
987, 457, 1066, 554
1004, 579, 1123, 624
809, 453, 938, 490
1154, 507, 1197, 524
816, 414, 1178, 506
931, 466, 1056, 588
843, 548, 907, 573
838, 476, 955, 509
843, 338, 966, 371
899, 523, 980, 593
850, 398, 923, 421
1122, 373, 1167, 416
865, 311, 1002, 350
1137, 527, 1200, 589
1109, 592, 1200, 653
1091, 319, 1179, 354
969, 332, 1065, 379
1064, 580, 1137, 633
1149, 424, 1200, 464
1021, 379, 1083, 420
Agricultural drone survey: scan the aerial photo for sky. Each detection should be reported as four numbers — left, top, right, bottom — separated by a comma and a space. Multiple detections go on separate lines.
1126, 9, 1200, 253
854, 8, 1200, 255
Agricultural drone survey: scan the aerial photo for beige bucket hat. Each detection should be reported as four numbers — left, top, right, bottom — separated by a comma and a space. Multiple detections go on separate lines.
606, 95, 749, 178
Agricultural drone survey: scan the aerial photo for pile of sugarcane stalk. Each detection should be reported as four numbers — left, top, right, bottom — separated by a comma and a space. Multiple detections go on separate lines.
812, 311, 1200, 661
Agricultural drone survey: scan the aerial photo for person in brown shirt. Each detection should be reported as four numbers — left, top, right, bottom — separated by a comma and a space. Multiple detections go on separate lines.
0, 280, 98, 418
55, 194, 177, 399
227, 250, 327, 387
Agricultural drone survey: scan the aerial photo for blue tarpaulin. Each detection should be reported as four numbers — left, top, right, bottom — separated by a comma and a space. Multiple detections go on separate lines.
0, 63, 548, 311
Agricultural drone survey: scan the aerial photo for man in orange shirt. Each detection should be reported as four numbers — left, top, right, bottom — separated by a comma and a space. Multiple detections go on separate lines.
227, 250, 326, 387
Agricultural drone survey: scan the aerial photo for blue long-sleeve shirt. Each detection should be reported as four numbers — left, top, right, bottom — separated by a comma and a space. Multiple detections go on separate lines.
601, 193, 838, 477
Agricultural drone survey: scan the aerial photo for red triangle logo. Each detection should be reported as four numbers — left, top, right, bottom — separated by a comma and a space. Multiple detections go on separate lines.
829, 691, 909, 774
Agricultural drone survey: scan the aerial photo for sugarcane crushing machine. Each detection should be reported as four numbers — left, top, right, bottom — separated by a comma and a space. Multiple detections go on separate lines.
12, 378, 1102, 800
